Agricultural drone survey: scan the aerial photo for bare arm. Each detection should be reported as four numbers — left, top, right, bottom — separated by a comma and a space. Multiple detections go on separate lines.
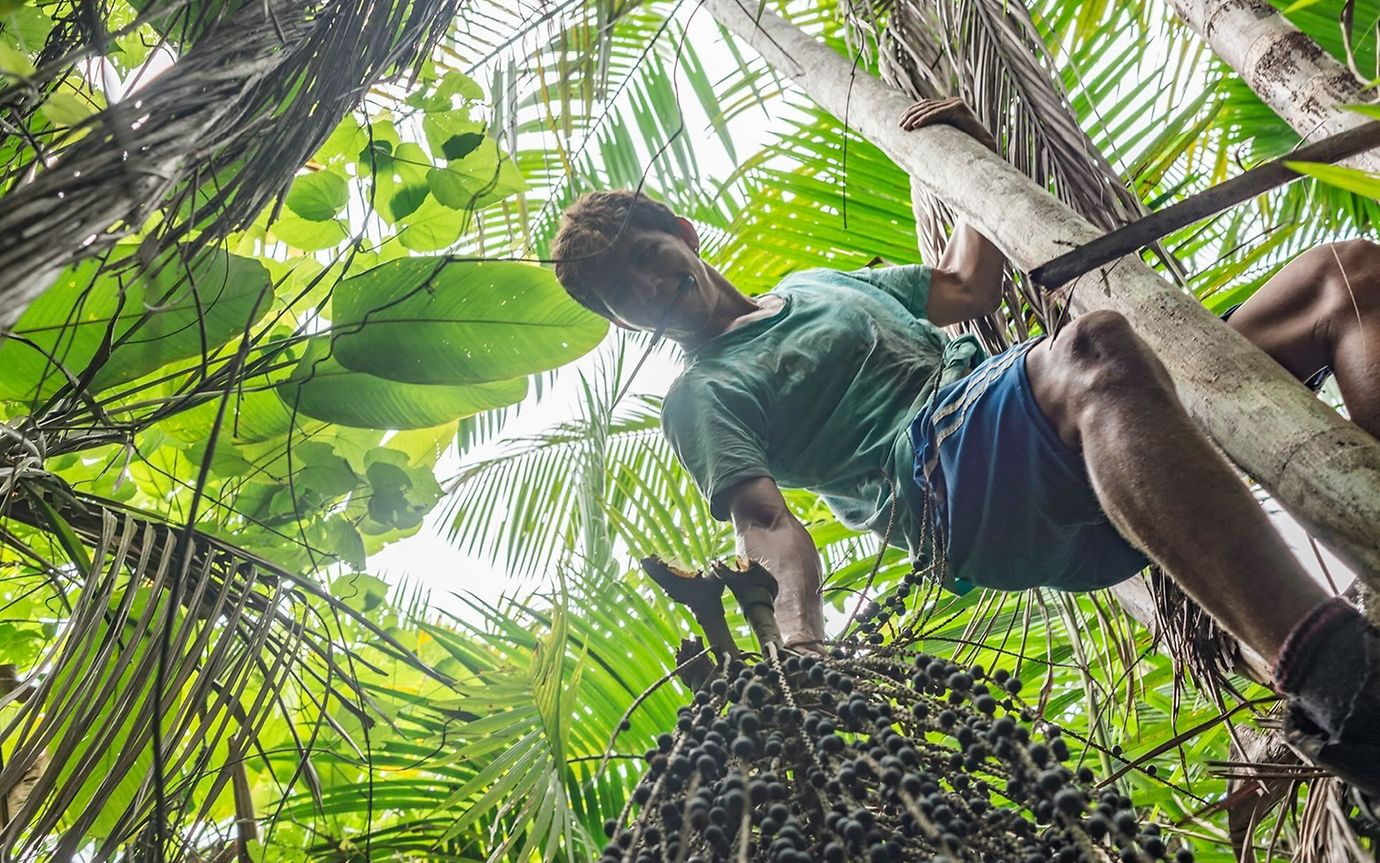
898, 97, 1010, 327
927, 221, 1007, 327
723, 476, 825, 647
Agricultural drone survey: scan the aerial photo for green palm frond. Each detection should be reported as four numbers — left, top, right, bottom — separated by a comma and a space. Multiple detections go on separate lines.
712, 104, 923, 293
0, 480, 442, 859
441, 388, 662, 579
270, 392, 704, 860
427, 0, 781, 263
279, 568, 687, 861
0, 0, 1361, 857
442, 335, 731, 580
1135, 0, 1380, 295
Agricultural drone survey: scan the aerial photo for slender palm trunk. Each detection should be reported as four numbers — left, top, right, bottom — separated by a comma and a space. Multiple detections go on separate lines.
702, 0, 1380, 597
1168, 0, 1380, 174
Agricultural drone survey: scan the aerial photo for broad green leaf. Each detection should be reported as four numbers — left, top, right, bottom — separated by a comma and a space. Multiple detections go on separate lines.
362, 447, 443, 531
421, 109, 485, 158
321, 515, 366, 570
359, 138, 395, 174
285, 170, 349, 221
356, 120, 402, 176
0, 41, 34, 77
111, 27, 154, 71
277, 338, 528, 429
330, 258, 608, 385
159, 388, 307, 445
384, 420, 457, 467
269, 213, 349, 250
315, 114, 368, 166
396, 195, 465, 251
292, 441, 359, 497
331, 572, 390, 611
0, 622, 44, 665
441, 132, 484, 161
428, 139, 526, 210
440, 69, 484, 103
376, 141, 431, 223
0, 249, 272, 402
408, 69, 484, 113
3, 4, 52, 50
40, 90, 95, 126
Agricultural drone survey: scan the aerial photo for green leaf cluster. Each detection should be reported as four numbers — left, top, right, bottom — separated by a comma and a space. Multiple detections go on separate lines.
0, 67, 605, 575
267, 70, 527, 254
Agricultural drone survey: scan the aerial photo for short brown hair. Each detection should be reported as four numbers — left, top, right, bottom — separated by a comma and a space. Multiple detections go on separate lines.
551, 190, 682, 317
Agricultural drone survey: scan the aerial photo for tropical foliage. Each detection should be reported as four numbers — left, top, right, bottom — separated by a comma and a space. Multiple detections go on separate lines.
1, 0, 1377, 859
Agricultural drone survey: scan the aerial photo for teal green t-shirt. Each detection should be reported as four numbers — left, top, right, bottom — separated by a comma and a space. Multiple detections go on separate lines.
661, 265, 984, 560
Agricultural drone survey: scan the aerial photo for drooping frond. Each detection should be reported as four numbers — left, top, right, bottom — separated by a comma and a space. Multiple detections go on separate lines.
0, 0, 457, 321
0, 476, 445, 859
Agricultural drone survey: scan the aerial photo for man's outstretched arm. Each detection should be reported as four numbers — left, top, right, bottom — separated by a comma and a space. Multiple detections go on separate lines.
723, 476, 825, 647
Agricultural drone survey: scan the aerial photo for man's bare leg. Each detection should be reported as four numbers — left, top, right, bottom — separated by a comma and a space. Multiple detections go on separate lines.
1224, 238, 1380, 438
1023, 310, 1328, 661
1024, 308, 1380, 798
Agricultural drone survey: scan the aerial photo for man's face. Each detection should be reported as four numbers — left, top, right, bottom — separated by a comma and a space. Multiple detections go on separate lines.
593, 224, 709, 333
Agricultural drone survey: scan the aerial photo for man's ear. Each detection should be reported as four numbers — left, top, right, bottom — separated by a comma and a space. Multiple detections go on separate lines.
675, 217, 701, 255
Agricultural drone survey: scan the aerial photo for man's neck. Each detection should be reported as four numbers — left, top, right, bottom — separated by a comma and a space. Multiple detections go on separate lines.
721, 293, 782, 334
674, 272, 762, 350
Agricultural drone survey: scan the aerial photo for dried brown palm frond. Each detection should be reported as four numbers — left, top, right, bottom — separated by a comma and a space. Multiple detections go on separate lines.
0, 473, 448, 860
1295, 777, 1375, 863
1144, 565, 1257, 705
1205, 700, 1378, 860
0, 0, 457, 325
1217, 723, 1307, 859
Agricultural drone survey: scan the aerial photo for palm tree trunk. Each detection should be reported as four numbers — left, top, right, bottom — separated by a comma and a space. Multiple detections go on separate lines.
702, 0, 1380, 596
1167, 0, 1380, 173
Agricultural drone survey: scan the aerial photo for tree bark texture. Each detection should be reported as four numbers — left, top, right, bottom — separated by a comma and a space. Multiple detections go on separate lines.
702, 0, 1380, 593
1168, 0, 1380, 174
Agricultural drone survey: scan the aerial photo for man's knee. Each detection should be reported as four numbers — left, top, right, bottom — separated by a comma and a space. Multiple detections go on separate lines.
1321, 238, 1380, 314
1054, 310, 1169, 393
1060, 309, 1134, 357
1029, 311, 1176, 448
1327, 237, 1380, 273
1284, 239, 1380, 311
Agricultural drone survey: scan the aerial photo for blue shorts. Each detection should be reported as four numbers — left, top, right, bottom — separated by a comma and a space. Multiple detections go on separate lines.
910, 339, 1150, 594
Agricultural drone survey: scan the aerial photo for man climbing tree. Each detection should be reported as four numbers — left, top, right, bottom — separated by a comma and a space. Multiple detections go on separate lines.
549, 98, 1380, 802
